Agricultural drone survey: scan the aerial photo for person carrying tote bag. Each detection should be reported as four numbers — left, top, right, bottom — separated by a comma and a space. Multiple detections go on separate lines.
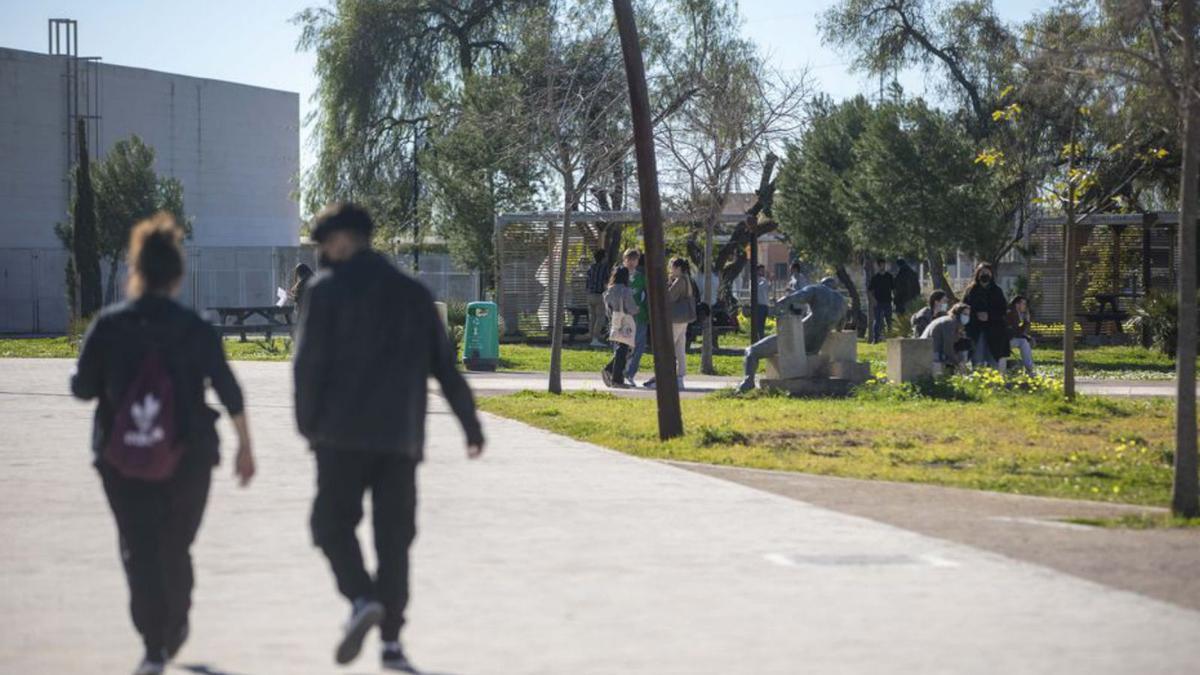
602, 266, 637, 387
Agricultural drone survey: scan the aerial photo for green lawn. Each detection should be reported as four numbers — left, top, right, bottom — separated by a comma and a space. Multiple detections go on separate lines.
478, 386, 1184, 507
0, 335, 1189, 381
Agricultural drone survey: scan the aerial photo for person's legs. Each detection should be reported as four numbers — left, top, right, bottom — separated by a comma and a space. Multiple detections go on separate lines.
160, 459, 213, 654
1013, 337, 1035, 375
672, 322, 687, 382
871, 303, 884, 343
311, 449, 374, 606
738, 334, 778, 392
624, 321, 648, 381
972, 334, 996, 367
587, 293, 606, 342
100, 466, 169, 660
752, 304, 767, 338
611, 343, 629, 384
371, 456, 418, 644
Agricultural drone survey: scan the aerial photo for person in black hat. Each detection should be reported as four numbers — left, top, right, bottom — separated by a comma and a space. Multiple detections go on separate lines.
294, 202, 485, 670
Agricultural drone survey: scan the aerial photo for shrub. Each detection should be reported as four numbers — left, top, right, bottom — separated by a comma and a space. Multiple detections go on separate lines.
445, 300, 468, 328
1125, 291, 1186, 357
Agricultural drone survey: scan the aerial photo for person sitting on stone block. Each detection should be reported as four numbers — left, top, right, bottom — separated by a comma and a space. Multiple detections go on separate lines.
738, 277, 847, 393
921, 302, 972, 372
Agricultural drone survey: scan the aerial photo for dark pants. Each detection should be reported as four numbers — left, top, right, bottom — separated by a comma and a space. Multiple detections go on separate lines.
871, 302, 893, 343
100, 457, 212, 657
605, 343, 630, 384
311, 449, 418, 642
752, 303, 768, 339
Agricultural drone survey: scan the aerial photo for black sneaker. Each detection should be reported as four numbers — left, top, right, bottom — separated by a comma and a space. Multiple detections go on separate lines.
382, 641, 415, 671
336, 599, 385, 665
165, 621, 189, 660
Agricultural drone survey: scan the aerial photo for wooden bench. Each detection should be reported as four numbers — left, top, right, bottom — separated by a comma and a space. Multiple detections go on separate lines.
210, 306, 294, 342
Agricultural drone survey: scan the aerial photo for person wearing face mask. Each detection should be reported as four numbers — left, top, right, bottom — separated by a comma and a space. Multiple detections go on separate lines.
962, 263, 1010, 368
1006, 295, 1036, 376
921, 302, 972, 372
911, 290, 949, 338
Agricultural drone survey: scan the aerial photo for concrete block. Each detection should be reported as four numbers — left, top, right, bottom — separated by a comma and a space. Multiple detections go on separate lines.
435, 301, 449, 329
887, 338, 933, 383
830, 360, 871, 383
776, 314, 808, 379
820, 330, 858, 362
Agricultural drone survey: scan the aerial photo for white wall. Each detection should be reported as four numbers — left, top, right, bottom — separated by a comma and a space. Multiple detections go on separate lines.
0, 47, 300, 332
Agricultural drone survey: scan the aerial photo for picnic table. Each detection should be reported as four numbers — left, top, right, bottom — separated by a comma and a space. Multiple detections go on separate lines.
1078, 293, 1129, 336
209, 306, 294, 342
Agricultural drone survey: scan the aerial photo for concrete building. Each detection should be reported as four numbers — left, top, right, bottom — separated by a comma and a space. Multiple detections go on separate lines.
0, 46, 301, 333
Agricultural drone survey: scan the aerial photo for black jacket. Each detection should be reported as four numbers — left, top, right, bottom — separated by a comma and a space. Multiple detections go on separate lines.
963, 282, 1011, 360
868, 272, 895, 306
70, 295, 245, 466
293, 249, 483, 459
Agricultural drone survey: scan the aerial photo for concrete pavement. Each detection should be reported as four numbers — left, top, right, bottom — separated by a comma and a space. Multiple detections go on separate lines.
2, 358, 1199, 674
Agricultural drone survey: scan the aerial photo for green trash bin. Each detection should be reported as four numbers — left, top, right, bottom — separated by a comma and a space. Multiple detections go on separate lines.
462, 301, 499, 371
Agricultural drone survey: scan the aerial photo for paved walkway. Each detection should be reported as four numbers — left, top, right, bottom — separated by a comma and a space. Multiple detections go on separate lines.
2, 359, 1199, 673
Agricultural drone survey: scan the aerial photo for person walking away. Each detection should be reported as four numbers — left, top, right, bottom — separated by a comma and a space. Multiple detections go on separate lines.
786, 261, 810, 293
867, 258, 895, 343
893, 257, 920, 314
71, 214, 256, 675
623, 250, 651, 387
601, 266, 637, 387
664, 258, 697, 390
585, 249, 609, 347
1006, 295, 1036, 376
750, 264, 771, 339
962, 263, 1010, 368
293, 202, 485, 671
911, 290, 949, 338
921, 302, 972, 373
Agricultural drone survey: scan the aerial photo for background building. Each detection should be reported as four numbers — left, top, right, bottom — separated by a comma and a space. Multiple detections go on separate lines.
0, 44, 301, 333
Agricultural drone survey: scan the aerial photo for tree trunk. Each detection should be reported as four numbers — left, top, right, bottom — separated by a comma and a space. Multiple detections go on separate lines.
1063, 200, 1077, 400
701, 215, 716, 374
1172, 0, 1199, 518
105, 257, 119, 305
614, 0, 683, 439
835, 264, 866, 337
925, 248, 957, 302
548, 180, 574, 395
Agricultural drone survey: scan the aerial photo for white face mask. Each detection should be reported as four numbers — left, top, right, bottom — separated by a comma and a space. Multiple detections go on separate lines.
937, 302, 949, 313
959, 314, 970, 326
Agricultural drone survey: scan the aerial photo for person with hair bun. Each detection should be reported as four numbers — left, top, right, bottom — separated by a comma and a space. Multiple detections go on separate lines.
71, 212, 255, 675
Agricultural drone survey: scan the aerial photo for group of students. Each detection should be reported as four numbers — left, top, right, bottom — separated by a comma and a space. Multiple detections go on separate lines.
598, 249, 697, 390
71, 203, 483, 675
866, 257, 923, 343
911, 262, 1036, 375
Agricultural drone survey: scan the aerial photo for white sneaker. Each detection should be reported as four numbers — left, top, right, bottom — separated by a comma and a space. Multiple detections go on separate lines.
133, 659, 164, 675
626, 377, 639, 388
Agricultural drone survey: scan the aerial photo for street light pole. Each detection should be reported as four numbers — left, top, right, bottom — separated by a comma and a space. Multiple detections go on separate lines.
613, 0, 683, 439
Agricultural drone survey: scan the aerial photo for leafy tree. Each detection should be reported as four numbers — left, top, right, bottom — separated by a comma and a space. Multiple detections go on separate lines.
296, 0, 537, 267
91, 137, 188, 302
841, 97, 1001, 296
57, 119, 103, 319
775, 96, 873, 330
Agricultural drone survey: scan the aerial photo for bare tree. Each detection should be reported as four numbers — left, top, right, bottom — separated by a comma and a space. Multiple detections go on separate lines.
658, 0, 807, 372
1055, 0, 1198, 517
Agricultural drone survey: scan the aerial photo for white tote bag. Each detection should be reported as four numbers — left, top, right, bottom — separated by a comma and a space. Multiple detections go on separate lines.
609, 310, 637, 347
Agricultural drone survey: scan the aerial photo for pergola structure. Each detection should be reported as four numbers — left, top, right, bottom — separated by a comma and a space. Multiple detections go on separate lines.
494, 210, 747, 336
1027, 211, 1183, 346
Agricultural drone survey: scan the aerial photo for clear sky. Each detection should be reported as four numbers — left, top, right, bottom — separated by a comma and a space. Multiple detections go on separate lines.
2, 0, 1048, 175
